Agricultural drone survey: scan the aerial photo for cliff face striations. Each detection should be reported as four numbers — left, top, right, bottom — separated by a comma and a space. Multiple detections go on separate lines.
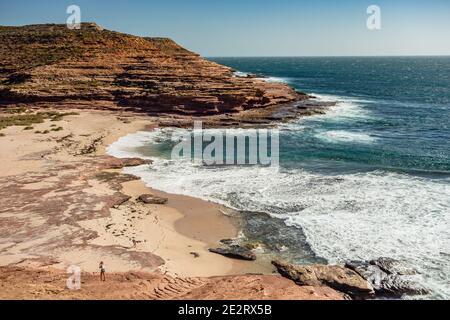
0, 23, 304, 116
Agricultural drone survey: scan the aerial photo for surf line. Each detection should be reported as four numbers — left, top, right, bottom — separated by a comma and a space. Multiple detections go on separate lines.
171, 121, 280, 167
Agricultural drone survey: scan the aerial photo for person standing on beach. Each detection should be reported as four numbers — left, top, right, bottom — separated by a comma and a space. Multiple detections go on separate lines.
99, 261, 106, 282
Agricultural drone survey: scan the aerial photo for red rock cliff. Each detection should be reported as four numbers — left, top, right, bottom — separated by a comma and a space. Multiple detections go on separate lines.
0, 23, 304, 115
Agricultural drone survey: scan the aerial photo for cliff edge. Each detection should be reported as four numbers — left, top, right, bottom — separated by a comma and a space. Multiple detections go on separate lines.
0, 23, 304, 117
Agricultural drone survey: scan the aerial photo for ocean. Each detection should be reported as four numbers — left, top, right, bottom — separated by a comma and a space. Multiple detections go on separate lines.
108, 57, 450, 299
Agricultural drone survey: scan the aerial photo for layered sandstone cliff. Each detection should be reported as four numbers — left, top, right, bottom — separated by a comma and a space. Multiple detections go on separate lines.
0, 23, 304, 116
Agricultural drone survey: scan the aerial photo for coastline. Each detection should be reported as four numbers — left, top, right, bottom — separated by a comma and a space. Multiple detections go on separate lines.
0, 103, 435, 300
0, 107, 347, 300
0, 22, 446, 300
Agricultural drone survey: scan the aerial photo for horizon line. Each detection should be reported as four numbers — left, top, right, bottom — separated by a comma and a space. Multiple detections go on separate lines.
206, 54, 450, 58
3, 23, 450, 58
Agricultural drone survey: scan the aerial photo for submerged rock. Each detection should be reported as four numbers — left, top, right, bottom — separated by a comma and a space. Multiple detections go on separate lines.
345, 258, 429, 298
137, 194, 168, 205
209, 246, 257, 261
272, 260, 374, 298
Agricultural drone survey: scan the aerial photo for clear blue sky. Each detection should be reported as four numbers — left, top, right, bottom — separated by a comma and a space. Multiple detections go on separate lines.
1, 0, 449, 56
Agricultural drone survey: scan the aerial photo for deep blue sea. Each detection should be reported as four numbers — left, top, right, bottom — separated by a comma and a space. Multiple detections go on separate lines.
109, 57, 450, 299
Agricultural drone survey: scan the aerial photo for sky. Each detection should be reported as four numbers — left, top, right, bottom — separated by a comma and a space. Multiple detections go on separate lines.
1, 0, 450, 57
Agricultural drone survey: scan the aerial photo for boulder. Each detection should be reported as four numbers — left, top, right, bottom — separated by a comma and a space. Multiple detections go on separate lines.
272, 260, 374, 298
345, 258, 429, 298
137, 194, 168, 205
209, 246, 257, 261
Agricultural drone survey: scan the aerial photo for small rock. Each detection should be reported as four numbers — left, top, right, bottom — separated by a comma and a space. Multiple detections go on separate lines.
209, 246, 256, 261
190, 252, 200, 258
137, 194, 168, 205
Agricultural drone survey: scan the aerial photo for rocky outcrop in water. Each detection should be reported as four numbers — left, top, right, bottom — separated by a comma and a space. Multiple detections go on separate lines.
345, 258, 430, 298
272, 260, 374, 298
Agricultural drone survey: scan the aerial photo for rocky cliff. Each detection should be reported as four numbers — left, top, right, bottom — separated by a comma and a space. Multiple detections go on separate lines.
0, 23, 304, 116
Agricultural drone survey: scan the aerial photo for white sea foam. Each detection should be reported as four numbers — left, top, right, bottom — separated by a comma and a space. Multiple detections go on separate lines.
106, 131, 158, 159
233, 69, 290, 83
261, 76, 289, 84
316, 130, 378, 144
308, 93, 374, 121
233, 71, 248, 78
107, 119, 450, 299
280, 93, 378, 144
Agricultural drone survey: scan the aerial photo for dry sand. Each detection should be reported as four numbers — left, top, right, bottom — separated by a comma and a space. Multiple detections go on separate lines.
0, 109, 257, 277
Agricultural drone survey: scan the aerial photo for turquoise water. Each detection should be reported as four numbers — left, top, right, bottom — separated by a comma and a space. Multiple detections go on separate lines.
108, 57, 450, 298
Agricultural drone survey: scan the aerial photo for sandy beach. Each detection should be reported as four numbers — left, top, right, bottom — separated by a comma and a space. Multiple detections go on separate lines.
0, 108, 271, 278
